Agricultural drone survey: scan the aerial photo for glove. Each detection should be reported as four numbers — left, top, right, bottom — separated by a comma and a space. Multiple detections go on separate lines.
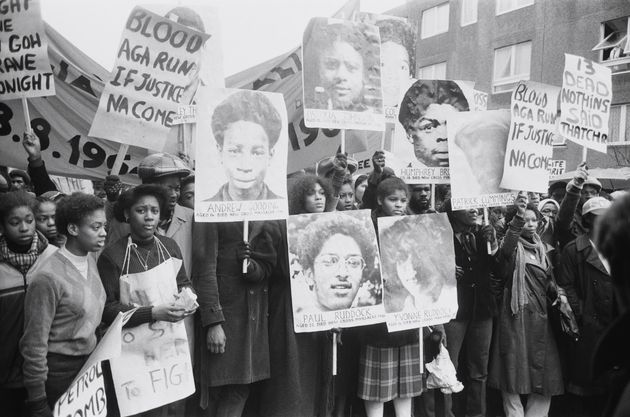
27, 398, 53, 417
235, 241, 251, 264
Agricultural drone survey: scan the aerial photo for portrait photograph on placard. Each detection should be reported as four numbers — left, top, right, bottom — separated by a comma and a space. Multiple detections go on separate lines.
357, 13, 415, 121
302, 17, 385, 131
392, 79, 470, 183
378, 214, 458, 330
287, 210, 384, 332
194, 88, 289, 222
447, 109, 517, 210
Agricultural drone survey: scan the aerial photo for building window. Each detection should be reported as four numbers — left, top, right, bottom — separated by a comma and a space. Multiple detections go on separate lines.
593, 17, 630, 74
492, 41, 531, 93
461, 0, 478, 26
421, 3, 450, 39
609, 104, 629, 143
496, 0, 534, 15
418, 62, 447, 79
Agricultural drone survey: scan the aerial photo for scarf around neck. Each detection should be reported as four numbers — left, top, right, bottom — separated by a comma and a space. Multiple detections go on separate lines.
511, 234, 549, 315
0, 231, 49, 276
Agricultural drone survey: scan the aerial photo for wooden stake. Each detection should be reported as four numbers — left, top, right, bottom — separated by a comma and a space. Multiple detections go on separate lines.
483, 207, 492, 255
242, 220, 249, 274
332, 332, 338, 376
111, 144, 130, 176
21, 98, 32, 134
340, 130, 346, 154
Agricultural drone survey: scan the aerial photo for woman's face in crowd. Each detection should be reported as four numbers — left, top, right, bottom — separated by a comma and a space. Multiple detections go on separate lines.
380, 190, 408, 216
304, 183, 326, 213
337, 183, 355, 211
406, 103, 456, 167
35, 201, 57, 241
72, 209, 107, 253
540, 202, 558, 221
319, 41, 364, 109
521, 209, 538, 239
355, 179, 367, 204
179, 182, 195, 210
127, 195, 160, 242
380, 41, 410, 107
2, 206, 36, 246
308, 233, 365, 311
220, 121, 272, 192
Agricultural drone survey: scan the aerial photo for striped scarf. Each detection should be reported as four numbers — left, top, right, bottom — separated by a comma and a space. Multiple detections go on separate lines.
511, 234, 549, 315
0, 231, 48, 275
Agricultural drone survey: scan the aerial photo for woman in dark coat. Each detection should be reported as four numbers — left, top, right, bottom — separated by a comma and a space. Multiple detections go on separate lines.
489, 194, 569, 417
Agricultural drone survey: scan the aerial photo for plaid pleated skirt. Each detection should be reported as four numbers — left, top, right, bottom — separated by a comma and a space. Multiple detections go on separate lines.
358, 342, 423, 402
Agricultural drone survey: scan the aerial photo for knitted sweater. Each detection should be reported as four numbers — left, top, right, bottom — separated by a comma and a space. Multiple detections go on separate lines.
20, 251, 106, 400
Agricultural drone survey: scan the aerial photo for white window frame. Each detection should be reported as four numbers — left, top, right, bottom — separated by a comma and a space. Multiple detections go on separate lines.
608, 104, 629, 144
496, 0, 534, 16
492, 41, 531, 93
421, 3, 450, 39
594, 16, 630, 75
461, 0, 478, 26
418, 62, 447, 80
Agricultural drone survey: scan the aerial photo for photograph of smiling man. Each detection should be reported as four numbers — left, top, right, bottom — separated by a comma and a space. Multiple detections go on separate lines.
287, 210, 384, 332
194, 88, 289, 222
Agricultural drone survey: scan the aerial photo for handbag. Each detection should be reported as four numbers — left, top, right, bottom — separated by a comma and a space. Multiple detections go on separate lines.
549, 295, 580, 341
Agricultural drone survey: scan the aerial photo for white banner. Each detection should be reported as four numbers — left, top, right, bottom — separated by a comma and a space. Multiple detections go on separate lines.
0, 0, 55, 99
500, 81, 560, 193
559, 53, 612, 153
89, 6, 222, 151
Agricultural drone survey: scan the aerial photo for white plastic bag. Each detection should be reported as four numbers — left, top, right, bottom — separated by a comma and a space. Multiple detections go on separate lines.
425, 344, 464, 394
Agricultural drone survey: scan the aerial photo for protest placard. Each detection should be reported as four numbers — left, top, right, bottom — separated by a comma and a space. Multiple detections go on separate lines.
302, 17, 385, 131
0, 0, 55, 99
89, 6, 222, 151
448, 110, 517, 210
559, 53, 612, 153
357, 13, 414, 122
455, 81, 488, 111
392, 79, 470, 184
548, 159, 566, 178
378, 214, 457, 330
53, 311, 131, 417
109, 258, 194, 417
194, 88, 289, 222
500, 81, 560, 193
288, 210, 385, 332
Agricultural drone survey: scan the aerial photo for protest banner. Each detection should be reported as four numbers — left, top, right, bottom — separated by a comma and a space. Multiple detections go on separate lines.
89, 6, 222, 152
302, 17, 385, 131
559, 53, 612, 154
391, 79, 470, 184
53, 311, 131, 417
378, 213, 457, 330
447, 110, 517, 210
194, 88, 289, 222
500, 81, 560, 193
287, 210, 385, 332
548, 159, 566, 178
455, 80, 488, 111
357, 13, 415, 122
109, 258, 194, 416
0, 0, 55, 100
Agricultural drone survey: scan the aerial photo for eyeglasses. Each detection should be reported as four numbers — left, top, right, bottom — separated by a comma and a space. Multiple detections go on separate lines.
315, 254, 366, 271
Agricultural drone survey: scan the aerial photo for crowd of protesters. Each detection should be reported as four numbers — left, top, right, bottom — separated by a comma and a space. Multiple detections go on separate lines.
1, 131, 629, 417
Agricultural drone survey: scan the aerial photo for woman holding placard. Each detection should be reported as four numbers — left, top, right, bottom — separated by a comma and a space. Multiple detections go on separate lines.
489, 193, 572, 417
20, 193, 106, 414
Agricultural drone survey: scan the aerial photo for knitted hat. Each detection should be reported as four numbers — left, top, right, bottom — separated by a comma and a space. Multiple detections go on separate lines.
582, 196, 611, 216
9, 169, 31, 185
137, 153, 191, 180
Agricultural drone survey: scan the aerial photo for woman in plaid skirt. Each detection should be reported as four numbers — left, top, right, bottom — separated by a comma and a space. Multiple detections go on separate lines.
359, 177, 425, 417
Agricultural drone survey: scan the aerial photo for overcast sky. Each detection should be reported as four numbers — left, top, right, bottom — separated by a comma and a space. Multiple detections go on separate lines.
42, 0, 406, 77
